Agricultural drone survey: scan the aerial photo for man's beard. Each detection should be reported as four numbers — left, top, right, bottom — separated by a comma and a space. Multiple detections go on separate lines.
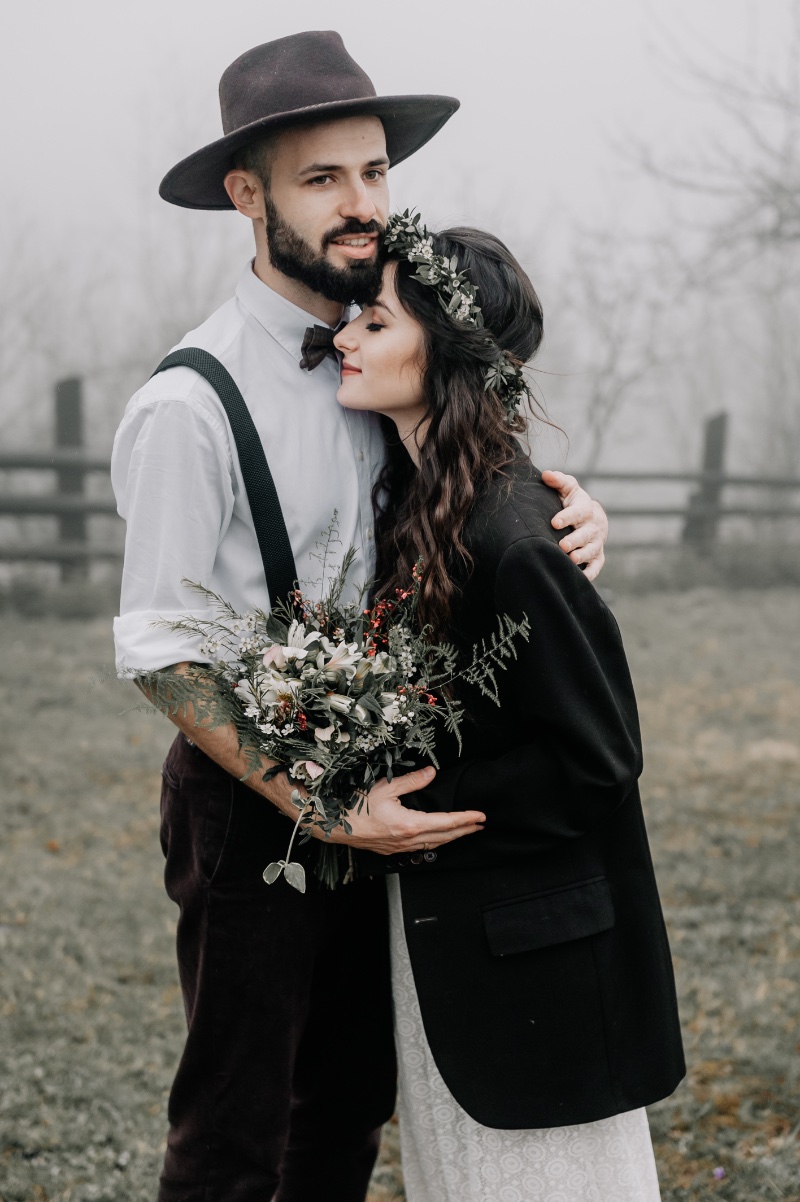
264, 194, 384, 306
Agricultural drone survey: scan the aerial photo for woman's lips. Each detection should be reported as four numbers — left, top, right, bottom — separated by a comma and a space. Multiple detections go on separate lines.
341, 363, 362, 376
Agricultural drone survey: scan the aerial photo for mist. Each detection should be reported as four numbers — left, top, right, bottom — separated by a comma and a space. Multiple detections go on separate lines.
2, 0, 799, 522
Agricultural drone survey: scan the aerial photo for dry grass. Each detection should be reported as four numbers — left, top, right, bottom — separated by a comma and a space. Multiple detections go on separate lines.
0, 588, 799, 1201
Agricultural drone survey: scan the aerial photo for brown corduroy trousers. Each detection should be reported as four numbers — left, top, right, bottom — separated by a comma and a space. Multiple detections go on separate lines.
156, 734, 397, 1202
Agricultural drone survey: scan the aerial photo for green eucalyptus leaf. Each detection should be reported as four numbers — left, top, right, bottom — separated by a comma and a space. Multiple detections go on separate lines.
265, 613, 290, 642
357, 692, 384, 717
263, 861, 284, 885
284, 862, 307, 893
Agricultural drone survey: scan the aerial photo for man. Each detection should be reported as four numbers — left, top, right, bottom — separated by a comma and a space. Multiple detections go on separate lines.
112, 31, 608, 1202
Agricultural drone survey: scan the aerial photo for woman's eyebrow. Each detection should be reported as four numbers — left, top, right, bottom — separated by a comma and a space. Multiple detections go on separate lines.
371, 298, 396, 317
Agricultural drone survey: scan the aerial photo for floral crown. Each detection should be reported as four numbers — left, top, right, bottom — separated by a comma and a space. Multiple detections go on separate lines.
383, 210, 533, 426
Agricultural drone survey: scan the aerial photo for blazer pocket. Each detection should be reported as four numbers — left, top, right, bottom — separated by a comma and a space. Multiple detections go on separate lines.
482, 876, 615, 957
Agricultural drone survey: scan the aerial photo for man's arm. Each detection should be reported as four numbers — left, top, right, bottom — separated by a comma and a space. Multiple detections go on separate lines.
541, 470, 609, 583
139, 662, 486, 855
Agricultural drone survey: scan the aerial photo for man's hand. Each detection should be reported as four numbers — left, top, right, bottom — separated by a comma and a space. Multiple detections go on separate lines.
541, 469, 609, 583
323, 766, 485, 856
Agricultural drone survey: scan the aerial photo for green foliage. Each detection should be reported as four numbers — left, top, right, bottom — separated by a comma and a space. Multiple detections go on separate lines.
453, 613, 531, 707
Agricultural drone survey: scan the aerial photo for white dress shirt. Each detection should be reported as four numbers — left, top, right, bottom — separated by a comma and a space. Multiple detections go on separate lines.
112, 262, 385, 676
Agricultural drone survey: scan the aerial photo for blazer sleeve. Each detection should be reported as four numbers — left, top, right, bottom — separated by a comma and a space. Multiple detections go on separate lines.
411, 534, 643, 853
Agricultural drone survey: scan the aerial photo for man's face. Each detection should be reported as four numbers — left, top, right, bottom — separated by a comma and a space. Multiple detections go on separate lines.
262, 116, 390, 305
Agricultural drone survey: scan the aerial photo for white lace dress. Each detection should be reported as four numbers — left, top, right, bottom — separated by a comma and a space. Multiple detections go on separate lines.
387, 876, 662, 1202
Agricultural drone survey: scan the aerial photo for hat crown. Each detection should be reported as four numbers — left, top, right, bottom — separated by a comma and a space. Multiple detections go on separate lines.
219, 31, 377, 136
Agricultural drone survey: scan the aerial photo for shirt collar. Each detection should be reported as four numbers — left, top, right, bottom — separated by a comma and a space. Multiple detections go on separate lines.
235, 260, 350, 363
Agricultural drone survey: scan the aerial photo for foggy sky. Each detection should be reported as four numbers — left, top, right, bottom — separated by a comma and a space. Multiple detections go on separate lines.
2, 0, 792, 270
2, 0, 797, 479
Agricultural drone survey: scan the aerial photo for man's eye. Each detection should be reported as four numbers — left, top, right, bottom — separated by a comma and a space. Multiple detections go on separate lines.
309, 175, 333, 186
365, 322, 384, 332
364, 170, 384, 181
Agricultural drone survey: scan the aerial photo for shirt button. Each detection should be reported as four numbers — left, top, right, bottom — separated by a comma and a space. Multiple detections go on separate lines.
423, 851, 437, 863
367, 527, 374, 540
409, 853, 422, 866
358, 450, 365, 462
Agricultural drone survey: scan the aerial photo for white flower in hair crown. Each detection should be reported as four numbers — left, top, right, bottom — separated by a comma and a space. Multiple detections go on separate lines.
383, 210, 533, 425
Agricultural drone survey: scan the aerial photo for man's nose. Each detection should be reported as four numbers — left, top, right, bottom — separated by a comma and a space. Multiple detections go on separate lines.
339, 180, 377, 224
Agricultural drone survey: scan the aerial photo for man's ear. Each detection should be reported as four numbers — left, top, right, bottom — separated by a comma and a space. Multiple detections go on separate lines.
223, 169, 264, 219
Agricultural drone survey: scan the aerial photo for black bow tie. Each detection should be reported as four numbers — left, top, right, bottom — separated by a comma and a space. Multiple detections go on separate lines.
299, 324, 340, 371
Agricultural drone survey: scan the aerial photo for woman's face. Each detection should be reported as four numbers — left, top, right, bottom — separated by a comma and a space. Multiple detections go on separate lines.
334, 261, 427, 427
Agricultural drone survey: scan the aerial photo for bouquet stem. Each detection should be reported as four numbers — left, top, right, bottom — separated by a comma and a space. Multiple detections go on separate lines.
262, 801, 311, 893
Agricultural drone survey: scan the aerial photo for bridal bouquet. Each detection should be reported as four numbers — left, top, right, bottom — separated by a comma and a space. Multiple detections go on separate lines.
144, 525, 529, 891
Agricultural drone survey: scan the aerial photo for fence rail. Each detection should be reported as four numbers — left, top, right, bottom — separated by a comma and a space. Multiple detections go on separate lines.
1, 383, 799, 579
0, 543, 123, 562
581, 470, 800, 489
0, 450, 112, 471
0, 496, 119, 515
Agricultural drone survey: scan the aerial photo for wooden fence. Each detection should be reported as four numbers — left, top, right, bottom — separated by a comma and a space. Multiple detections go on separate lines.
1, 380, 799, 581
0, 378, 120, 581
580, 411, 800, 550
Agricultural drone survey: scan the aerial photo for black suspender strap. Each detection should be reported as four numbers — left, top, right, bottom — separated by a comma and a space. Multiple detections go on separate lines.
151, 348, 298, 611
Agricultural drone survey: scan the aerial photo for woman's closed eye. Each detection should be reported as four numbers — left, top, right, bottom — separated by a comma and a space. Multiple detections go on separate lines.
365, 322, 385, 332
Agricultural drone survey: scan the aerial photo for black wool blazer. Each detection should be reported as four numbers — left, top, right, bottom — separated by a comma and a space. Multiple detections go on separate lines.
359, 454, 685, 1130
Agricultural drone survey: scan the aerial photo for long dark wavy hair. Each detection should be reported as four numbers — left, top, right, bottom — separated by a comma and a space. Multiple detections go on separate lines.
372, 226, 546, 638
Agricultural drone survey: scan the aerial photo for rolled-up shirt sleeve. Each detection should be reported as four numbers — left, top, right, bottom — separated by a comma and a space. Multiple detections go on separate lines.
112, 389, 234, 676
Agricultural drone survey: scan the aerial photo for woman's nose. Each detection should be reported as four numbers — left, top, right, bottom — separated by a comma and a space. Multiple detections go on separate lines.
334, 323, 357, 353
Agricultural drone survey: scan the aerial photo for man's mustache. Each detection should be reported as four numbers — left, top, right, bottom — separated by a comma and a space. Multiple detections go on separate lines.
323, 219, 384, 249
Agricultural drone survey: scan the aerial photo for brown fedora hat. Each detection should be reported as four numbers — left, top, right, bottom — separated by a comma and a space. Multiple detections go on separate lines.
159, 31, 460, 210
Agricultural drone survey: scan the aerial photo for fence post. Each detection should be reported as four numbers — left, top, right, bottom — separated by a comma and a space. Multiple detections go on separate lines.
55, 376, 86, 582
682, 412, 728, 551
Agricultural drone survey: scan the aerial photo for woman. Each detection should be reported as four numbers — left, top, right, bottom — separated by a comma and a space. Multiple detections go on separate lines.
333, 216, 685, 1202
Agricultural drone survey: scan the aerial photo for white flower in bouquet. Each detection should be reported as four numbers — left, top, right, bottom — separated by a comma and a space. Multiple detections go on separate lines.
380, 694, 407, 727
233, 677, 260, 712
291, 759, 325, 783
262, 620, 319, 669
372, 651, 396, 677
317, 636, 363, 676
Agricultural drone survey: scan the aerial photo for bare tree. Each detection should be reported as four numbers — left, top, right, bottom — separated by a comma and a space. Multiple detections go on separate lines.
548, 228, 672, 471
632, 5, 800, 277
625, 7, 800, 475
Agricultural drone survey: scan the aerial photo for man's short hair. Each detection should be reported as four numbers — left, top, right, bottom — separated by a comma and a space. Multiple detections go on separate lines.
232, 134, 275, 188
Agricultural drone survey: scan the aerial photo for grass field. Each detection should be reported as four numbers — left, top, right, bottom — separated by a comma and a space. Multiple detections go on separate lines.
1, 587, 799, 1201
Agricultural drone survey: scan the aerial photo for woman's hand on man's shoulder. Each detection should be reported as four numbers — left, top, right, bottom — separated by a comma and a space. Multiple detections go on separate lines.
540, 470, 608, 582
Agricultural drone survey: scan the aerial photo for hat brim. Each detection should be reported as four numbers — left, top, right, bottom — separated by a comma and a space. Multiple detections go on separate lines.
159, 94, 460, 210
